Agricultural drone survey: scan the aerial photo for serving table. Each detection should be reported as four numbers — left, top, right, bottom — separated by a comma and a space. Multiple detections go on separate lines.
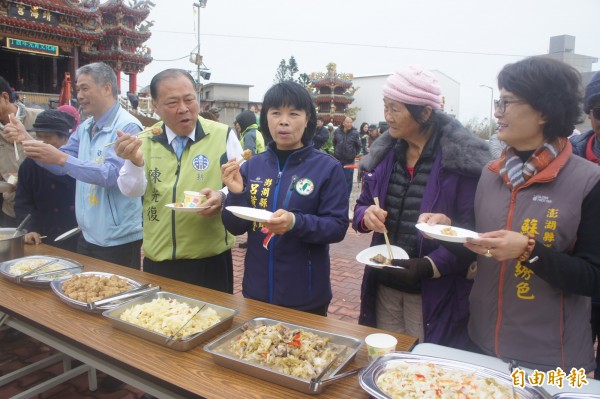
0, 244, 417, 399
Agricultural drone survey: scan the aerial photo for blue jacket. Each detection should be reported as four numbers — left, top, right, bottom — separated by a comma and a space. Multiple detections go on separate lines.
570, 129, 594, 157
222, 142, 349, 311
353, 115, 490, 348
40, 104, 143, 246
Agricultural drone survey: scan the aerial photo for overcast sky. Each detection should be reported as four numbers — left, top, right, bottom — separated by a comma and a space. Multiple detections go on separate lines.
129, 0, 600, 123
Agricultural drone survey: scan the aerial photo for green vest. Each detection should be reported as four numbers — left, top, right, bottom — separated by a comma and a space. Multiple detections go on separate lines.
141, 117, 234, 261
241, 124, 265, 154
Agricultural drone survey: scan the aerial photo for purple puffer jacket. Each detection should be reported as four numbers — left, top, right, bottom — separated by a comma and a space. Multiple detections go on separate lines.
353, 115, 490, 349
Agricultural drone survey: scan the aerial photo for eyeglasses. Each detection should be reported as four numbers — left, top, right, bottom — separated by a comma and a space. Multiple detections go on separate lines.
591, 107, 600, 120
494, 98, 525, 114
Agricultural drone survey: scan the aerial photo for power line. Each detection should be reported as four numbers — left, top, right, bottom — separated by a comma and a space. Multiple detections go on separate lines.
152, 54, 189, 62
152, 30, 528, 58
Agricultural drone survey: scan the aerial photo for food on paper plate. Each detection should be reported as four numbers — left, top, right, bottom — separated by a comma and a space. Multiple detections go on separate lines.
119, 297, 221, 339
230, 322, 345, 379
61, 274, 132, 302
370, 253, 392, 265
376, 361, 513, 399
440, 227, 458, 236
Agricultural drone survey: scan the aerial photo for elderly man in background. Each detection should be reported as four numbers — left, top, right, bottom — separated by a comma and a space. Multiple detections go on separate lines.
0, 75, 41, 227
15, 110, 79, 251
4, 62, 143, 269
115, 69, 242, 293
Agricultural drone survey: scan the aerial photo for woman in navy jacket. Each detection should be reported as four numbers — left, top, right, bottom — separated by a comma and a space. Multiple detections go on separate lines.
221, 81, 349, 315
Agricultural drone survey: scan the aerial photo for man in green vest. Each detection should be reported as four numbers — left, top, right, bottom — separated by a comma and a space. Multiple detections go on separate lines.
114, 69, 243, 293
234, 110, 265, 155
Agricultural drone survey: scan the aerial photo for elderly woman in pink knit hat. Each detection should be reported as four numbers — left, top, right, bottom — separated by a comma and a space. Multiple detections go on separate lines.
352, 65, 490, 348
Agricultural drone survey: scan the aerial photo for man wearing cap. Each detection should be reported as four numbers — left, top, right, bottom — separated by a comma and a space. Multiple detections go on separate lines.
15, 110, 79, 251
234, 110, 265, 155
569, 71, 600, 379
4, 62, 143, 269
0, 75, 41, 227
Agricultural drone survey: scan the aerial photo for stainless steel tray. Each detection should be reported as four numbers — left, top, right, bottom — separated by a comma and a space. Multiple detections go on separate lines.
102, 291, 237, 351
50, 271, 141, 313
553, 394, 600, 399
0, 255, 83, 287
358, 352, 552, 399
204, 317, 364, 394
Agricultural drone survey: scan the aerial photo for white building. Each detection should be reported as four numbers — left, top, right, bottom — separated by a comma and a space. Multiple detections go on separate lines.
352, 70, 460, 128
540, 35, 598, 133
200, 82, 260, 126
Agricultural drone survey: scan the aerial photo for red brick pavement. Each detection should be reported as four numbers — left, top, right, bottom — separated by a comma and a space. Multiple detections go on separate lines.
232, 224, 373, 324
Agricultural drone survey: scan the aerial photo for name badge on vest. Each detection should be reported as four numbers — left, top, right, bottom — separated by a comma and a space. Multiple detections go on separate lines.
193, 154, 210, 171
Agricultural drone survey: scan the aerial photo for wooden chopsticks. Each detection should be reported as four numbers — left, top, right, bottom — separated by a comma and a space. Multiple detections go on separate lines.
374, 197, 394, 261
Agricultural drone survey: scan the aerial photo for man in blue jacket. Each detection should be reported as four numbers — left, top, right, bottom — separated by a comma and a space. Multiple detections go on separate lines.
5, 62, 143, 269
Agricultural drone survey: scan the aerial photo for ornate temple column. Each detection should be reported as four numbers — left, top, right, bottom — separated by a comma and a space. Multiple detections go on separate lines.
129, 73, 137, 93
116, 70, 121, 93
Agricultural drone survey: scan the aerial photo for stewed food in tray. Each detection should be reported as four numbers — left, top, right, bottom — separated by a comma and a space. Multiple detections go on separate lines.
204, 317, 363, 394
51, 272, 141, 313
0, 255, 83, 287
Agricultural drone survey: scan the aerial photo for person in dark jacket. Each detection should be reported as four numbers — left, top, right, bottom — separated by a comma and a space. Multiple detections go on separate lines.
426, 57, 600, 372
569, 70, 600, 379
353, 65, 490, 348
359, 122, 369, 155
221, 81, 349, 315
15, 110, 79, 251
333, 116, 361, 200
313, 117, 329, 151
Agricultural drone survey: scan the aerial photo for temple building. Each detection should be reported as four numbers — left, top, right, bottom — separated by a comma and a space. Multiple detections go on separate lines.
0, 0, 153, 106
310, 63, 358, 125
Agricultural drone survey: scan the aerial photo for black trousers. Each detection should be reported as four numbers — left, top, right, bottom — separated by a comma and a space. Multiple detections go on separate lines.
143, 250, 233, 294
592, 302, 600, 379
77, 235, 142, 270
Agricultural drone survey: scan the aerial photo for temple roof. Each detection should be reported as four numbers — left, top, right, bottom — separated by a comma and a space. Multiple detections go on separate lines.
11, 0, 102, 17
100, 0, 151, 19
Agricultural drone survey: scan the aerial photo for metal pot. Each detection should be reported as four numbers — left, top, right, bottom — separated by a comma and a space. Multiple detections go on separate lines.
0, 228, 26, 262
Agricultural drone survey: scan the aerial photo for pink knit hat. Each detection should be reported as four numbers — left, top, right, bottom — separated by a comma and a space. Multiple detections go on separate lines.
382, 65, 442, 109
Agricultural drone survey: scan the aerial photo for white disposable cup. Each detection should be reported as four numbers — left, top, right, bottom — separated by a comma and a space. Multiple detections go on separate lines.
183, 191, 205, 208
365, 333, 397, 362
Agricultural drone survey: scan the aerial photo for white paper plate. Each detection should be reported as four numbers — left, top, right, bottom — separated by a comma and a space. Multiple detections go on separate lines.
54, 226, 81, 242
356, 244, 409, 268
415, 223, 479, 243
0, 182, 14, 193
165, 203, 211, 213
225, 206, 273, 223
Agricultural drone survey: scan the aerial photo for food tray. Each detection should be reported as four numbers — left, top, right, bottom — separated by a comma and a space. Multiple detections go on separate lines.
553, 394, 600, 399
50, 271, 141, 313
358, 352, 552, 399
0, 255, 83, 288
102, 291, 237, 351
204, 317, 364, 394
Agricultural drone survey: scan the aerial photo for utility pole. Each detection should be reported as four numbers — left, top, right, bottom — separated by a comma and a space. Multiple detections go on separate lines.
193, 1, 207, 101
